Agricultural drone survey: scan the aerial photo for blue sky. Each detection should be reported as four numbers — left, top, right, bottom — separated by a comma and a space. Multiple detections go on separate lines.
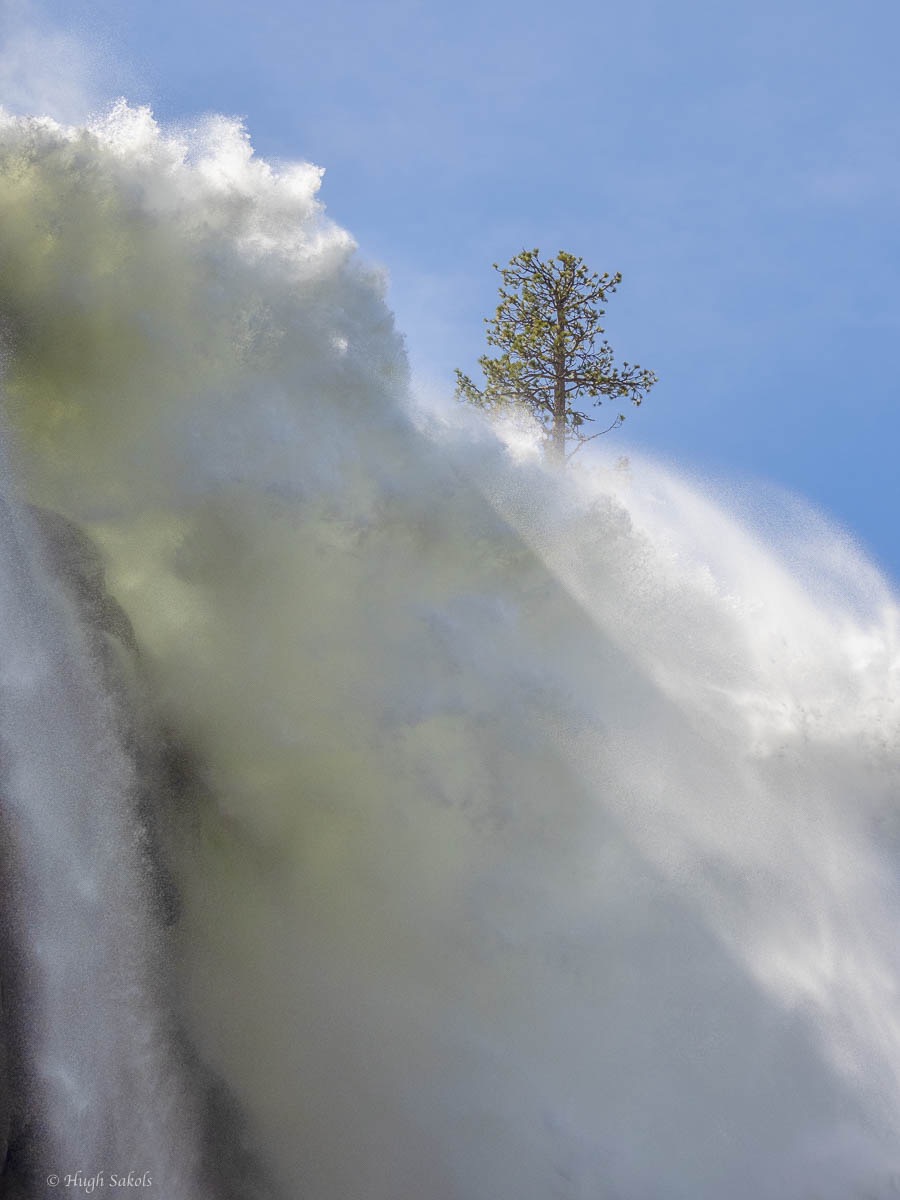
5, 0, 900, 581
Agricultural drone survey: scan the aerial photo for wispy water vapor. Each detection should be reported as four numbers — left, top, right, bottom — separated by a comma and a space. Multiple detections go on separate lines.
0, 104, 899, 1199
0, 4, 105, 124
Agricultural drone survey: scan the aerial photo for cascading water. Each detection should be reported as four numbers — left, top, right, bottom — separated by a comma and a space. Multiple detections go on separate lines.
0, 487, 212, 1196
0, 101, 899, 1200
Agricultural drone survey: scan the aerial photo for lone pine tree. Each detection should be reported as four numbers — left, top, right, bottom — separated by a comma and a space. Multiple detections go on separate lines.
456, 249, 657, 466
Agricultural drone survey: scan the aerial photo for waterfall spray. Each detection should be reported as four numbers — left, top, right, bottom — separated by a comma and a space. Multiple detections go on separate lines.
0, 480, 213, 1196
0, 103, 899, 1200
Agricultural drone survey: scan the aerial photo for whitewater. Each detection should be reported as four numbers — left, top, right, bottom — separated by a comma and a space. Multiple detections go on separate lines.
0, 101, 898, 1199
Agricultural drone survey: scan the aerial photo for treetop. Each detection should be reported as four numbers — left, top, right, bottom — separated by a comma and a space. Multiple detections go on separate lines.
456, 248, 656, 465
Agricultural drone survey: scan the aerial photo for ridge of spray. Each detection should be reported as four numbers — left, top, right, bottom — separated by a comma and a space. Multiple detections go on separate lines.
0, 103, 899, 1198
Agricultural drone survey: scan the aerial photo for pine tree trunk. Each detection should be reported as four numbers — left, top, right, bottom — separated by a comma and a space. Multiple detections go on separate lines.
551, 377, 566, 466
550, 309, 566, 467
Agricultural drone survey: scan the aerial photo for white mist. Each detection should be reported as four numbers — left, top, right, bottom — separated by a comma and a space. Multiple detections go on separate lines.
0, 104, 898, 1200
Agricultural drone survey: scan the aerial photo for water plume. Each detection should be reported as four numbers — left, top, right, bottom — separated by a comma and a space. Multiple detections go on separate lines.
0, 102, 898, 1199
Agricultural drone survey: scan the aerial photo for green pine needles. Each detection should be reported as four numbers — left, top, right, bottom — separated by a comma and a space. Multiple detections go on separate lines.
456, 249, 657, 465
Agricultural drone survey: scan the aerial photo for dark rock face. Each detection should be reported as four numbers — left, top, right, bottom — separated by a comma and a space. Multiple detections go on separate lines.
0, 507, 281, 1200
26, 507, 138, 655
